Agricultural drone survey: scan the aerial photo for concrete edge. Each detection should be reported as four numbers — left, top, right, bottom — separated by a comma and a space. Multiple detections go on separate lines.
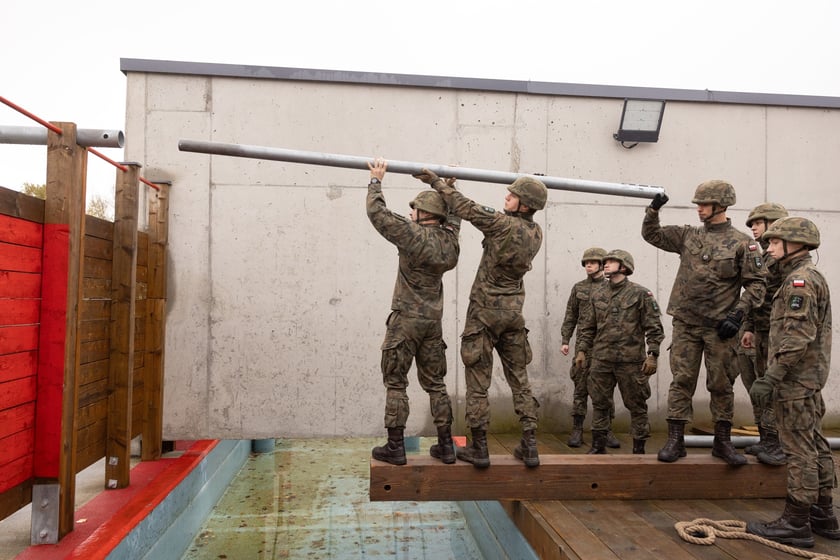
458, 500, 538, 560
105, 440, 251, 560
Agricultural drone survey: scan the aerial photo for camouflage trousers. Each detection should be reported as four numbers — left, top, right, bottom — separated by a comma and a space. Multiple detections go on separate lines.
569, 354, 616, 420
739, 329, 776, 430
775, 385, 837, 505
666, 320, 738, 423
460, 304, 538, 430
380, 311, 453, 429
588, 359, 651, 440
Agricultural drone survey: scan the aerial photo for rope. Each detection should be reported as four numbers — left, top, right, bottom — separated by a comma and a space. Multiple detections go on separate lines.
675, 518, 840, 560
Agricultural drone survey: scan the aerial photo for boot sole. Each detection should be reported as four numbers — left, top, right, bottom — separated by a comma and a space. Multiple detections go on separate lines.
813, 528, 840, 540
430, 450, 456, 464
513, 449, 540, 467
712, 449, 747, 466
746, 522, 815, 548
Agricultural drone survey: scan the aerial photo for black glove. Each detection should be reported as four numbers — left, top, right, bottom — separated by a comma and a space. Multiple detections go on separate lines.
716, 309, 744, 340
413, 168, 441, 186
649, 193, 669, 210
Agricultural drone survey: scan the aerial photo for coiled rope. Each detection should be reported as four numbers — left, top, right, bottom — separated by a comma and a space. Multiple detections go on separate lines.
675, 518, 840, 560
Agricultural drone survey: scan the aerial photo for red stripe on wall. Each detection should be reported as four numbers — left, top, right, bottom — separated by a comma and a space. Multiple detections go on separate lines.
0, 299, 39, 327
0, 271, 41, 298
0, 454, 33, 494
0, 214, 43, 248
34, 223, 70, 479
0, 325, 39, 355
0, 351, 37, 384
0, 401, 35, 439
0, 376, 37, 411
0, 241, 42, 273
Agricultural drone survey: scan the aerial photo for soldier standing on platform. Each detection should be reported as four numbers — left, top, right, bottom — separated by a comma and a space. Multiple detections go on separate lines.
366, 158, 460, 466
414, 168, 547, 469
747, 217, 838, 547
576, 250, 664, 455
642, 180, 765, 465
560, 247, 620, 449
740, 202, 788, 465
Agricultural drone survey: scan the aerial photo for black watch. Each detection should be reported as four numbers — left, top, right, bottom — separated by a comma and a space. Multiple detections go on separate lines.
369, 178, 381, 185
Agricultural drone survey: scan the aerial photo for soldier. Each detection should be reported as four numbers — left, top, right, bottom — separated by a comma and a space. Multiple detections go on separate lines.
746, 217, 837, 547
642, 180, 765, 465
740, 202, 788, 465
560, 247, 620, 449
367, 158, 460, 466
576, 250, 664, 454
414, 168, 546, 469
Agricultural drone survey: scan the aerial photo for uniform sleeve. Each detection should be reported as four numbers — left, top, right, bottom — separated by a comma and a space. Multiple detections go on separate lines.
432, 180, 506, 236
771, 278, 818, 374
560, 285, 580, 345
366, 183, 419, 250
734, 241, 767, 316
577, 293, 597, 354
641, 290, 665, 355
641, 207, 687, 254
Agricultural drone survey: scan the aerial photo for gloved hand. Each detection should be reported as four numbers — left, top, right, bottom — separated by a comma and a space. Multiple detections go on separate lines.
574, 351, 586, 369
641, 354, 657, 376
749, 377, 775, 410
649, 193, 669, 210
413, 168, 441, 185
716, 309, 744, 340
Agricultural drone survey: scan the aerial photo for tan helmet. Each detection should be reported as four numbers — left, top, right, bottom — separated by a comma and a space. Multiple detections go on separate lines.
746, 202, 788, 227
409, 190, 447, 219
691, 180, 736, 207
507, 176, 548, 211
604, 249, 635, 275
580, 247, 607, 267
761, 216, 821, 249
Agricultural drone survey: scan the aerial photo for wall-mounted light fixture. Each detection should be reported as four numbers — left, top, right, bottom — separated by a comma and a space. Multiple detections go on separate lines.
613, 99, 665, 149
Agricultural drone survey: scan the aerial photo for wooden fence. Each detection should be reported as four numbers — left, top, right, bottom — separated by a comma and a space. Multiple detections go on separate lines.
0, 122, 169, 544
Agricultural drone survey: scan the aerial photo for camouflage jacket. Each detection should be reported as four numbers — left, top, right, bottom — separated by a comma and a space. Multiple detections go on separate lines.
642, 208, 766, 327
367, 182, 459, 319
743, 249, 783, 333
767, 253, 832, 392
560, 276, 606, 348
577, 277, 664, 362
432, 182, 542, 310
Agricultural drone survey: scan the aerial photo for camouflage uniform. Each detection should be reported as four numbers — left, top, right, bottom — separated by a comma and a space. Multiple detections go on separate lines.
766, 252, 834, 505
642, 208, 765, 423
578, 277, 664, 442
367, 183, 459, 430
431, 181, 542, 431
560, 275, 608, 417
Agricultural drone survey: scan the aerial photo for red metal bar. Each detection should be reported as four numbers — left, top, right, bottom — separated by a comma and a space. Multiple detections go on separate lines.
139, 177, 160, 191
0, 96, 63, 135
87, 148, 160, 191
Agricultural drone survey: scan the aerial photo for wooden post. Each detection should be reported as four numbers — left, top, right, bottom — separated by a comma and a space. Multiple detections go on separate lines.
105, 163, 140, 489
33, 122, 86, 542
142, 182, 169, 461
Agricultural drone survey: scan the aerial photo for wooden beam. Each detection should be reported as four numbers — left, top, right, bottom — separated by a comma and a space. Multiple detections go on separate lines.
370, 454, 787, 501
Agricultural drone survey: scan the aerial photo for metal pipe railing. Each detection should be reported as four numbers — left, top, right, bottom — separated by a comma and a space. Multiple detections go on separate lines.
0, 125, 124, 148
178, 139, 666, 200
685, 435, 840, 450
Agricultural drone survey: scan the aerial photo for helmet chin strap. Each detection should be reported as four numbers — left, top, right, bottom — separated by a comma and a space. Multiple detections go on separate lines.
778, 241, 809, 262
702, 204, 727, 222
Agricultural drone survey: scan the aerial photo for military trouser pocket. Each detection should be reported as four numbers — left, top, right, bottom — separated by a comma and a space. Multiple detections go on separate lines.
381, 331, 411, 380
461, 328, 487, 367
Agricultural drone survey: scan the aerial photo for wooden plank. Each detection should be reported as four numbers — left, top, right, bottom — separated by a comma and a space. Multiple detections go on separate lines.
83, 256, 112, 279
0, 186, 44, 223
84, 234, 113, 261
0, 455, 33, 495
502, 500, 588, 560
0, 271, 40, 298
0, 351, 37, 384
369, 454, 787, 501
0, 402, 36, 439
84, 214, 113, 241
0, 478, 32, 522
0, 325, 39, 354
0, 429, 35, 467
0, 376, 37, 411
83, 276, 111, 299
0, 214, 43, 247
0, 299, 39, 327
0, 241, 41, 273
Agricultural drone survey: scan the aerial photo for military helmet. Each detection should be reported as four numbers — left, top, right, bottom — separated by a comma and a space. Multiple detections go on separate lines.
603, 249, 635, 275
746, 202, 788, 227
691, 180, 736, 207
507, 176, 548, 211
409, 190, 447, 219
761, 216, 821, 249
580, 247, 607, 267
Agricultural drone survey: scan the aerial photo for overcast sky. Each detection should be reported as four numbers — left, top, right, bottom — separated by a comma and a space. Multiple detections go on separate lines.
3, 0, 839, 206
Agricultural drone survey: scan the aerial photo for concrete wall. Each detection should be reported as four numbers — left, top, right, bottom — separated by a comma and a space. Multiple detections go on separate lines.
123, 61, 840, 439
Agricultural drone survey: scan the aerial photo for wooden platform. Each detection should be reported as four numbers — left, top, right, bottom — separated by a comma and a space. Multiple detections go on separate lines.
372, 431, 840, 560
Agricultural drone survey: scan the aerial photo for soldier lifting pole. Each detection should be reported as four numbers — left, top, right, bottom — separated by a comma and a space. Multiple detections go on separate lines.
178, 139, 666, 200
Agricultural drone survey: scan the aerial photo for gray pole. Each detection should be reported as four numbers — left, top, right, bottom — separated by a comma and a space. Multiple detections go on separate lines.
0, 125, 124, 148
178, 139, 666, 200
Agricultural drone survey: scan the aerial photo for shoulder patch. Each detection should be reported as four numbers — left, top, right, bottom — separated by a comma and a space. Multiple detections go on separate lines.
792, 279, 806, 288
789, 294, 804, 310
481, 206, 496, 214
748, 243, 758, 252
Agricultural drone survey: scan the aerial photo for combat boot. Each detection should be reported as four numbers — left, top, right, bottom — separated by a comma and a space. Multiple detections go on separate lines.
606, 429, 621, 448
587, 430, 607, 454
456, 428, 490, 468
632, 439, 646, 454
430, 425, 456, 464
756, 430, 787, 466
747, 497, 814, 548
810, 494, 840, 540
712, 420, 747, 466
745, 424, 767, 455
568, 415, 585, 447
372, 427, 407, 466
514, 429, 540, 467
657, 420, 687, 463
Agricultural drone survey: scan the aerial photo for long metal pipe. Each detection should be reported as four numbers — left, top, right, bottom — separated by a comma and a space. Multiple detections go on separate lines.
685, 435, 840, 450
178, 139, 666, 200
0, 125, 124, 148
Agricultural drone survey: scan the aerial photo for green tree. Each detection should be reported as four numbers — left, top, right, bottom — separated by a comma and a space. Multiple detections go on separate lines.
22, 182, 45, 199
87, 195, 113, 220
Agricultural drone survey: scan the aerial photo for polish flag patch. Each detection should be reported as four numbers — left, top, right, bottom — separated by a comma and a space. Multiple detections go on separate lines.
792, 279, 806, 287
748, 244, 758, 252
